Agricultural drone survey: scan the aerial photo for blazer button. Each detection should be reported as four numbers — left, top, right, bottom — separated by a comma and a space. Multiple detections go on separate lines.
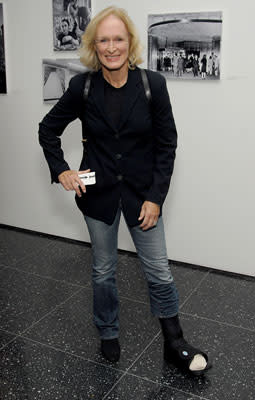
117, 175, 123, 181
116, 153, 122, 159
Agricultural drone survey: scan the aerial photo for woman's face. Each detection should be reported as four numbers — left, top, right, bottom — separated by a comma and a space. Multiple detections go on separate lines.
62, 21, 69, 35
94, 14, 130, 72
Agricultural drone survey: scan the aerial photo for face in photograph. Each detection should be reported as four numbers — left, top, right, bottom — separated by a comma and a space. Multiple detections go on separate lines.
94, 14, 130, 72
61, 20, 69, 35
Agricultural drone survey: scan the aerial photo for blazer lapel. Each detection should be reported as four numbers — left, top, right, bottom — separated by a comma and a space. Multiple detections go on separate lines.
118, 68, 143, 131
90, 70, 117, 132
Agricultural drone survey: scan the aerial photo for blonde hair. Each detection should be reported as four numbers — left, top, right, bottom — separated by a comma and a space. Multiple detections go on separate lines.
79, 6, 143, 71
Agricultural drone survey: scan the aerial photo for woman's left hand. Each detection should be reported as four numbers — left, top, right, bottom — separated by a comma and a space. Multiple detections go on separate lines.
138, 201, 160, 231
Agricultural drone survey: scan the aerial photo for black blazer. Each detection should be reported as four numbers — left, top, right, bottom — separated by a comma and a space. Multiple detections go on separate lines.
39, 67, 177, 227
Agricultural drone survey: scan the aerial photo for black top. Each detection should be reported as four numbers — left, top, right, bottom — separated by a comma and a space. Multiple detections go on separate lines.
104, 79, 127, 129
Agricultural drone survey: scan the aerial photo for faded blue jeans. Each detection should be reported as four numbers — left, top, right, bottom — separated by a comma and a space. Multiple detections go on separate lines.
84, 206, 179, 339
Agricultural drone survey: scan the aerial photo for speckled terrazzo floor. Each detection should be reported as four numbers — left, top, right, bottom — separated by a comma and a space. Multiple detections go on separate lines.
0, 226, 254, 400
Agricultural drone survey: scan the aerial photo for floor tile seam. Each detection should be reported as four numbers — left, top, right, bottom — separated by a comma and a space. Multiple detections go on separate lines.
0, 327, 20, 336
102, 331, 162, 399
121, 331, 162, 373
179, 311, 255, 332
179, 271, 211, 309
102, 371, 129, 399
16, 287, 85, 337
1, 254, 34, 268
0, 331, 20, 352
11, 334, 127, 375
2, 264, 91, 289
5, 240, 54, 267
123, 371, 211, 400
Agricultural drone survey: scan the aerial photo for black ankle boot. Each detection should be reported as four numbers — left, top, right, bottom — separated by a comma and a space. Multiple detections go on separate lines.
101, 338, 120, 362
159, 315, 210, 375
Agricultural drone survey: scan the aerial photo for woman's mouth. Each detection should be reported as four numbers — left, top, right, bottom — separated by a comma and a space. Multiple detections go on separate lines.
106, 55, 120, 61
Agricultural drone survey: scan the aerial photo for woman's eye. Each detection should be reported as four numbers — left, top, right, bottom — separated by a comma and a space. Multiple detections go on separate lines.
100, 39, 107, 43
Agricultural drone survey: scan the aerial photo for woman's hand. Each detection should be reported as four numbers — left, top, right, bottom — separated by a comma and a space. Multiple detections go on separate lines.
58, 169, 90, 198
138, 201, 160, 231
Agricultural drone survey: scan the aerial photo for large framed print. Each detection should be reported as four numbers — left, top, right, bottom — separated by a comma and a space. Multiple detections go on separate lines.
43, 58, 87, 103
0, 3, 7, 93
52, 0, 91, 51
148, 11, 222, 81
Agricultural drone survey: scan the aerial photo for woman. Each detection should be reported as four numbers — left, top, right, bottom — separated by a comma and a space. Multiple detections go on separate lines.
39, 6, 210, 375
56, 18, 79, 50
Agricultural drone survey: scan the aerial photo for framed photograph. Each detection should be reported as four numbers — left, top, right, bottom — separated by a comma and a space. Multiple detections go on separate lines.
52, 0, 91, 51
43, 58, 87, 103
148, 11, 222, 81
0, 3, 7, 93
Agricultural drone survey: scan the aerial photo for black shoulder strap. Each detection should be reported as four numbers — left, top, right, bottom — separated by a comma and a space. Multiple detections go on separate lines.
83, 71, 93, 101
83, 69, 152, 104
82, 72, 93, 145
140, 69, 152, 104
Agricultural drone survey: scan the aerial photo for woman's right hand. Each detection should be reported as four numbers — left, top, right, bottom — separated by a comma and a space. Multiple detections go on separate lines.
58, 169, 90, 198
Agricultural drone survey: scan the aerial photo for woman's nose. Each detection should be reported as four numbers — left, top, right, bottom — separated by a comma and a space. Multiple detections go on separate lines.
107, 40, 117, 51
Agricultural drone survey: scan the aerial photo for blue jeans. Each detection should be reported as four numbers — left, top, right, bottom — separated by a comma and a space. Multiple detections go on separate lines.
84, 206, 179, 339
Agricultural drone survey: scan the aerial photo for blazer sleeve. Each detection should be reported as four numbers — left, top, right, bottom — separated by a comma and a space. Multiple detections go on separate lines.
38, 74, 84, 183
145, 74, 177, 206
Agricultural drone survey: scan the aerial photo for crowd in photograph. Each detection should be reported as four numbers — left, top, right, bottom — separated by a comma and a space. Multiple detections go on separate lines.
158, 51, 220, 79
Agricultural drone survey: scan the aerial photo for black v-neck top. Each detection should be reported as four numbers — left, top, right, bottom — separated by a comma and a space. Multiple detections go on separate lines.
104, 79, 127, 129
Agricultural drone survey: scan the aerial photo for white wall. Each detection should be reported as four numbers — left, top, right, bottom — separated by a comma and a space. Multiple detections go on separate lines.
0, 0, 254, 276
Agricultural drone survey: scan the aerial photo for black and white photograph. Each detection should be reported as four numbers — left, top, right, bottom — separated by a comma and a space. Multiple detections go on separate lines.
0, 3, 7, 93
148, 11, 222, 81
52, 0, 91, 51
43, 58, 87, 103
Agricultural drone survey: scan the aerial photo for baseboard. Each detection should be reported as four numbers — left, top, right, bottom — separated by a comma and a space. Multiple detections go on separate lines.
0, 223, 254, 281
